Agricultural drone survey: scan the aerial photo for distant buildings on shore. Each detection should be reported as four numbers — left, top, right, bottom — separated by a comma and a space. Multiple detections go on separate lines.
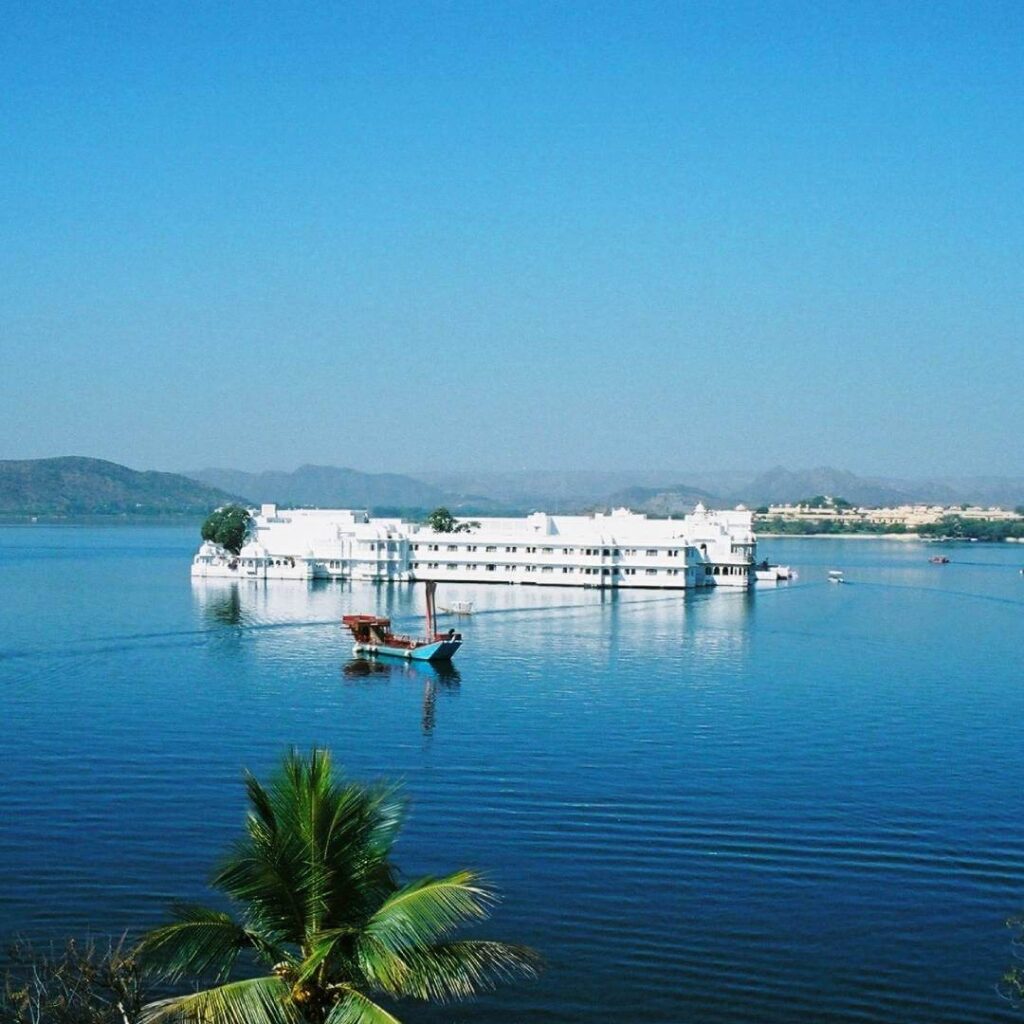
759, 501, 1022, 529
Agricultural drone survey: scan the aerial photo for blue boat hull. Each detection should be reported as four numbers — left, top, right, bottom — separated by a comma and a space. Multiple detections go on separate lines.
352, 639, 462, 662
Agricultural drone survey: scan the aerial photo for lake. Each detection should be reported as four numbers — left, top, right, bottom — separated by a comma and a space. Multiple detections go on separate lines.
1, 526, 1023, 1023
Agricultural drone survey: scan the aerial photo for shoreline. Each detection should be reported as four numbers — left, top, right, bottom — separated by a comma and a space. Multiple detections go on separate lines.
760, 532, 1023, 543
758, 532, 920, 540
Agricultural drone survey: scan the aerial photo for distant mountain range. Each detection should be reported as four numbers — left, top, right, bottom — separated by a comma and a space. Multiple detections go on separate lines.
0, 457, 239, 515
188, 465, 451, 511
4, 457, 1022, 518
605, 484, 721, 517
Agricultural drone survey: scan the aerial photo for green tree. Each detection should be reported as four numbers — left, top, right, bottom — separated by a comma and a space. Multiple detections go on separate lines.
136, 749, 539, 1024
425, 507, 456, 532
201, 505, 253, 555
797, 495, 830, 509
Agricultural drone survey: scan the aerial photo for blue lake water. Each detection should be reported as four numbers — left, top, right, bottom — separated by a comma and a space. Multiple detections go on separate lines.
2, 525, 1024, 1022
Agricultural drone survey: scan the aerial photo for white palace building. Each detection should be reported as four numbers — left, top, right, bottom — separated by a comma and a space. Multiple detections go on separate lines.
191, 503, 757, 590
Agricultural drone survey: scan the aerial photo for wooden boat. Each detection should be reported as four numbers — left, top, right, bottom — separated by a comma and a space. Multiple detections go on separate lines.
342, 582, 462, 661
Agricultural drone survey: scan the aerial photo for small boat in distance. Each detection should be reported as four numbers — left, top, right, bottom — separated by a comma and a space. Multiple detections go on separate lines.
828, 570, 845, 584
754, 561, 794, 582
929, 555, 950, 564
342, 581, 462, 661
439, 599, 474, 615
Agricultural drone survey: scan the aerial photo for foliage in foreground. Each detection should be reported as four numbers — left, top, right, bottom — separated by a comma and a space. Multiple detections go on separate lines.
1002, 914, 1024, 1010
136, 748, 540, 1024
200, 505, 253, 555
0, 936, 149, 1024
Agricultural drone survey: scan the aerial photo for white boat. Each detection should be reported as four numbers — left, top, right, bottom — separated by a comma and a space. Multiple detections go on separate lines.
754, 562, 794, 582
440, 599, 474, 615
828, 569, 845, 584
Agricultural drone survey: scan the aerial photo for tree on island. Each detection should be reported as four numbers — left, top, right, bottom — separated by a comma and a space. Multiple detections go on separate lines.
201, 505, 253, 555
425, 507, 480, 534
136, 748, 540, 1024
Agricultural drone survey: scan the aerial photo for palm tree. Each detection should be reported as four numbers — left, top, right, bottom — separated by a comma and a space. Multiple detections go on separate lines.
136, 749, 540, 1024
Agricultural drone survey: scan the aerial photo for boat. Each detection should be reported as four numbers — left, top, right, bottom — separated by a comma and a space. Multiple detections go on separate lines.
929, 556, 950, 564
342, 582, 462, 661
754, 560, 794, 582
439, 599, 474, 615
828, 570, 845, 584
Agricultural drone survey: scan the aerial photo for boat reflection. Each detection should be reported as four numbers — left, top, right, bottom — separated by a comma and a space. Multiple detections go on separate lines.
342, 658, 461, 734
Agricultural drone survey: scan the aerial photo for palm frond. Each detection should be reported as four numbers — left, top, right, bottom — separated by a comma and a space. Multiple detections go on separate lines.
136, 905, 255, 982
359, 871, 493, 958
214, 842, 309, 945
395, 940, 543, 1002
324, 989, 402, 1024
296, 928, 352, 984
214, 750, 406, 943
138, 976, 298, 1024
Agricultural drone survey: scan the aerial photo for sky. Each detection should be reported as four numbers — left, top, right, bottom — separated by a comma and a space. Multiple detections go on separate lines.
1, 1, 1021, 477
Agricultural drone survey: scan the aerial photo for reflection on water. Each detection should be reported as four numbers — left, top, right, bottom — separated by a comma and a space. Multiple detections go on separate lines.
342, 658, 461, 734
201, 584, 244, 627
342, 658, 392, 679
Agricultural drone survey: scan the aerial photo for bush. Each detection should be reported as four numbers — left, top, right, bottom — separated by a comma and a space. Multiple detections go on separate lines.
1, 937, 150, 1024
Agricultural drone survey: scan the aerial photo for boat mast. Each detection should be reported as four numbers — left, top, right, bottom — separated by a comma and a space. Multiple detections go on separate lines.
425, 580, 437, 638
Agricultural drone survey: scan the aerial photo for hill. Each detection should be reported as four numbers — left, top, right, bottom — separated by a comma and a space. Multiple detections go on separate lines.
605, 483, 723, 516
187, 464, 450, 511
413, 470, 694, 511
0, 457, 239, 515
734, 466, 914, 507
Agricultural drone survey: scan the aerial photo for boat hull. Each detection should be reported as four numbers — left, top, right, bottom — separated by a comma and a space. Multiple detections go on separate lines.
352, 639, 462, 662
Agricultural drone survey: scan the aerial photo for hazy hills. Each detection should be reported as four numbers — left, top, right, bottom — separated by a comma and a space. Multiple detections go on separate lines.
188, 465, 451, 511
0, 457, 239, 515
188, 463, 1024, 513
5, 458, 1022, 518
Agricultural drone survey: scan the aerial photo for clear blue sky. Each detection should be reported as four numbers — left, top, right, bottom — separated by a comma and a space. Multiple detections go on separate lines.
1, 1, 1021, 476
